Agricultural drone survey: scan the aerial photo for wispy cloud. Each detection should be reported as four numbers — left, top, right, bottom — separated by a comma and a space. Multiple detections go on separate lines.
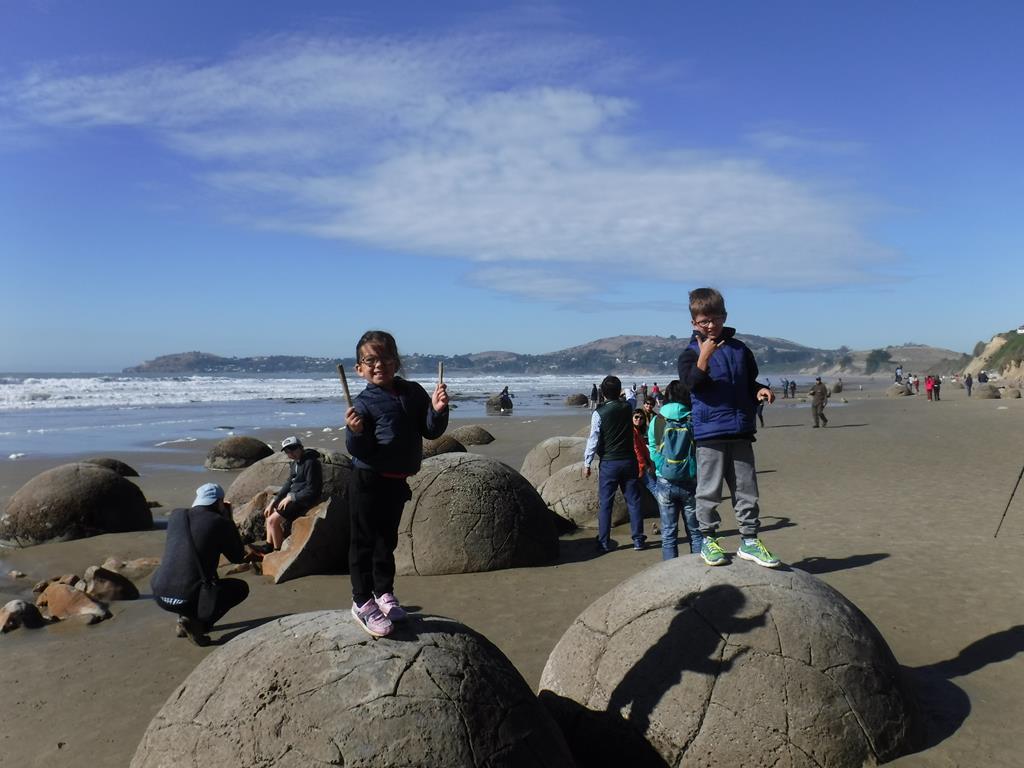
745, 127, 865, 155
1, 31, 890, 299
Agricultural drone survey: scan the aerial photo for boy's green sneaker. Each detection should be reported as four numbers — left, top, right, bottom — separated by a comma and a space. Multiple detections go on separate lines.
700, 537, 728, 566
736, 538, 781, 568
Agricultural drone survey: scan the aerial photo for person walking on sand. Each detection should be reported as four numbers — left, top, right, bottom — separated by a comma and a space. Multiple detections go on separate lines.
925, 375, 934, 401
262, 436, 323, 551
150, 483, 250, 646
590, 383, 599, 410
789, 380, 796, 399
345, 330, 449, 638
809, 377, 830, 428
648, 380, 703, 560
965, 373, 973, 397
933, 374, 942, 401
678, 287, 780, 569
584, 375, 646, 553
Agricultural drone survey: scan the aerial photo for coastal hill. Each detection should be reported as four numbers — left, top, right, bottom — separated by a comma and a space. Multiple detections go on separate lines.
124, 336, 965, 376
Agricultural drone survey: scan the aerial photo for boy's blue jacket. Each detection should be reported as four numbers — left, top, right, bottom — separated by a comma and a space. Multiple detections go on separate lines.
345, 377, 448, 475
676, 328, 767, 441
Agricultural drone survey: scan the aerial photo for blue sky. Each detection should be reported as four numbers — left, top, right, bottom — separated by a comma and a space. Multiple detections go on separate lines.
1, 1, 1020, 371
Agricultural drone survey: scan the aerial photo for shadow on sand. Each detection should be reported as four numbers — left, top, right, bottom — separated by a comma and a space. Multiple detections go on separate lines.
789, 553, 889, 574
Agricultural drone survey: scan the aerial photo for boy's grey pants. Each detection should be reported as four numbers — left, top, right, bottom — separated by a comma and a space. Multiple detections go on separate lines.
695, 439, 761, 537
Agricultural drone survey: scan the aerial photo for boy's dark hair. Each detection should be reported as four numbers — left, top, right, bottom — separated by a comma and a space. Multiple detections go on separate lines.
600, 375, 622, 401
355, 330, 402, 370
663, 379, 692, 407
688, 287, 726, 319
644, 396, 656, 406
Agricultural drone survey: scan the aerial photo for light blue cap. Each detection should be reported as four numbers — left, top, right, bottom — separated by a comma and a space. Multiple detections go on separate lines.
193, 482, 225, 507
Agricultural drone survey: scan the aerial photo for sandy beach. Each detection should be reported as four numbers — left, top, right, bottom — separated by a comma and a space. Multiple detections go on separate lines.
2, 385, 1023, 767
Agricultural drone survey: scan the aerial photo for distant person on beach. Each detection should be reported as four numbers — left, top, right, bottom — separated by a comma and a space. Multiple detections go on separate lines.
780, 377, 789, 399
978, 370, 989, 384
677, 287, 780, 569
965, 373, 973, 396
913, 374, 920, 393
584, 375, 646, 553
345, 330, 449, 637
590, 383, 599, 410
150, 483, 250, 646
639, 382, 648, 402
647, 380, 703, 559
626, 384, 638, 409
789, 380, 796, 399
651, 382, 661, 405
895, 365, 903, 383
933, 375, 942, 401
925, 375, 934, 401
632, 408, 656, 494
498, 385, 513, 410
809, 377, 830, 428
263, 436, 323, 550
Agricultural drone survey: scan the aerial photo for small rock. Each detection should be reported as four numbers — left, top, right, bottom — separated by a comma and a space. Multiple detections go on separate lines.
35, 583, 110, 624
1, 599, 47, 632
7, 570, 26, 579
83, 565, 140, 601
57, 574, 81, 587
32, 579, 52, 594
223, 562, 252, 576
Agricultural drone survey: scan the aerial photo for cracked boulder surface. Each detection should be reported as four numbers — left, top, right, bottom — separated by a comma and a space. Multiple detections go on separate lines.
422, 434, 468, 459
0, 462, 152, 546
538, 461, 658, 530
520, 437, 586, 488
396, 454, 559, 576
262, 495, 349, 584
538, 558, 919, 768
130, 611, 576, 768
226, 450, 352, 507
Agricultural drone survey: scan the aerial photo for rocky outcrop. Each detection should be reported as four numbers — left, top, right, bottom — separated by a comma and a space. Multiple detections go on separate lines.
35, 583, 110, 624
521, 437, 586, 487
539, 558, 919, 767
0, 463, 152, 546
396, 454, 559, 576
1000, 387, 1021, 399
204, 436, 274, 470
974, 384, 1000, 399
130, 611, 575, 768
82, 565, 140, 601
261, 496, 349, 584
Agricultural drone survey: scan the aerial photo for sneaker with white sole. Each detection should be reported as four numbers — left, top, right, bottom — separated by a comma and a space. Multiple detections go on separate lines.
375, 592, 408, 622
352, 598, 393, 637
736, 538, 781, 568
700, 536, 728, 566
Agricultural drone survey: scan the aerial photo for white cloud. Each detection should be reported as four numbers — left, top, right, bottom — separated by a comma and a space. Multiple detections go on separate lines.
1, 31, 890, 299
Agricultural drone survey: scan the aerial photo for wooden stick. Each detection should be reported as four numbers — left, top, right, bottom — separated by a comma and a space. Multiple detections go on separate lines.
438, 360, 444, 387
336, 364, 353, 408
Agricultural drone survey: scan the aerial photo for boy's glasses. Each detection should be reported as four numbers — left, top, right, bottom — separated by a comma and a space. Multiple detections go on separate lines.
358, 356, 396, 368
693, 316, 724, 328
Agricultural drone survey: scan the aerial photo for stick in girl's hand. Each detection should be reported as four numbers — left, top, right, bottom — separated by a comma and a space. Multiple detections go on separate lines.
438, 360, 444, 387
336, 363, 353, 409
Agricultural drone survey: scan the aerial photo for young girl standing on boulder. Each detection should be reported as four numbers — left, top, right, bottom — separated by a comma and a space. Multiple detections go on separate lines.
344, 330, 449, 637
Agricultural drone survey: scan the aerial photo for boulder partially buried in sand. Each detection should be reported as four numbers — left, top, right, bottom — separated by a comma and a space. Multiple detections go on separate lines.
973, 384, 1000, 399
82, 457, 140, 477
885, 384, 912, 397
130, 611, 575, 768
449, 424, 495, 445
422, 434, 467, 458
564, 393, 589, 406
82, 565, 140, 601
1000, 387, 1021, 399
539, 558, 919, 768
396, 454, 559, 576
225, 450, 351, 506
0, 463, 152, 546
1, 600, 47, 632
204, 436, 274, 470
261, 496, 350, 584
521, 437, 586, 487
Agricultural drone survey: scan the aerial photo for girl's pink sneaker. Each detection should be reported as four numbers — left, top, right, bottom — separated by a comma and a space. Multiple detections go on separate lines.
375, 592, 408, 622
351, 598, 392, 637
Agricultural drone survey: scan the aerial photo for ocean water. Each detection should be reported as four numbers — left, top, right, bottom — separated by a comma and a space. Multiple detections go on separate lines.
0, 371, 825, 460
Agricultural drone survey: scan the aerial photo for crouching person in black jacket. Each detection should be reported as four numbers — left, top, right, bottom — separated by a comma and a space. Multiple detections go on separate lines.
262, 436, 323, 550
150, 483, 249, 646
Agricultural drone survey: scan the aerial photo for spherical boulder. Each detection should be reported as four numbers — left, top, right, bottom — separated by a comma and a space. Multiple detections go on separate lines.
450, 424, 495, 445
0, 463, 152, 546
486, 393, 514, 411
539, 558, 919, 768
422, 434, 467, 458
885, 384, 912, 397
973, 384, 1000, 399
396, 454, 559, 576
539, 461, 659, 529
82, 457, 140, 477
1000, 387, 1021, 399
130, 611, 574, 768
225, 450, 351, 506
204, 436, 273, 470
564, 393, 589, 406
831, 380, 843, 394
521, 437, 586, 487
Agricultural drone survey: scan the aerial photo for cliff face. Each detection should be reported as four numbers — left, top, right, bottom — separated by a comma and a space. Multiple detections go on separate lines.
963, 331, 1024, 384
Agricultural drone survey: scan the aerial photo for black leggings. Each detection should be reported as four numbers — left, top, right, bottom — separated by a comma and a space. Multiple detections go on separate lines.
155, 578, 249, 629
348, 469, 411, 605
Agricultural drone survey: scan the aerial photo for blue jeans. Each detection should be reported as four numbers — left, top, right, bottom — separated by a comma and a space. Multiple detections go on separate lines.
598, 458, 645, 547
654, 476, 703, 559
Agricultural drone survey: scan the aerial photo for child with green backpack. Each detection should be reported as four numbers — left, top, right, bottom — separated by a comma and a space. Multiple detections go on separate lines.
647, 380, 703, 559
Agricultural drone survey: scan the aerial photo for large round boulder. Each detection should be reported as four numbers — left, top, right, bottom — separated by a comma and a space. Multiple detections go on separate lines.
0, 463, 152, 546
538, 461, 656, 529
449, 424, 495, 445
539, 558, 920, 767
130, 611, 574, 768
974, 384, 1000, 399
204, 436, 273, 470
521, 437, 586, 487
885, 384, 912, 397
396, 454, 559, 576
564, 393, 589, 406
82, 457, 139, 477
422, 434, 467, 458
1000, 387, 1021, 399
486, 393, 514, 411
225, 450, 351, 506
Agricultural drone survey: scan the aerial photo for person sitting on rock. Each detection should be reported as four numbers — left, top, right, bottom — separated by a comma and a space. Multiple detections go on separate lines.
263, 436, 323, 550
150, 483, 250, 645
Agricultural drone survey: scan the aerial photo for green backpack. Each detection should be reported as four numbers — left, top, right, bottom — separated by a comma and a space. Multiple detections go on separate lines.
653, 414, 696, 483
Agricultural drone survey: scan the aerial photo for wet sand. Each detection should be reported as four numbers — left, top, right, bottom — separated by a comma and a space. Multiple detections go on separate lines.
2, 389, 1023, 767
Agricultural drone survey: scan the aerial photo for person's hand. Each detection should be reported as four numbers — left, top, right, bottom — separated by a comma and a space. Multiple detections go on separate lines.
757, 387, 775, 404
698, 335, 721, 359
345, 406, 363, 435
263, 502, 276, 519
278, 495, 291, 512
432, 382, 449, 412
583, 465, 592, 479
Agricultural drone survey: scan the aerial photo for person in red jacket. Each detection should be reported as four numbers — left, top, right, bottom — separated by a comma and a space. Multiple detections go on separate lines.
925, 375, 934, 401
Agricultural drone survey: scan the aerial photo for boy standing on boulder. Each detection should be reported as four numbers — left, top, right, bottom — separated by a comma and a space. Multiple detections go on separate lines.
677, 288, 780, 568
345, 330, 449, 637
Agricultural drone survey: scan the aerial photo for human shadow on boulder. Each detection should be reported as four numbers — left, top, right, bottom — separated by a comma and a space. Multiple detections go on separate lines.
904, 625, 1024, 751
